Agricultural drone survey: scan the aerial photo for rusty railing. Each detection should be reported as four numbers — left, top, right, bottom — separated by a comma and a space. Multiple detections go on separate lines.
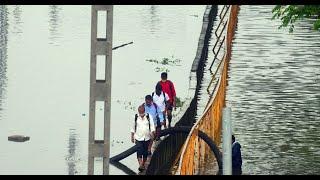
176, 5, 240, 175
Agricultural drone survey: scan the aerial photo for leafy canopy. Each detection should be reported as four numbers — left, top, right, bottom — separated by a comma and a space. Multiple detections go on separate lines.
272, 5, 320, 33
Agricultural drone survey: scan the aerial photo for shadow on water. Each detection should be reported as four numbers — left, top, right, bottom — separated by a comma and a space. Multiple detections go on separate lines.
110, 162, 137, 175
0, 5, 8, 116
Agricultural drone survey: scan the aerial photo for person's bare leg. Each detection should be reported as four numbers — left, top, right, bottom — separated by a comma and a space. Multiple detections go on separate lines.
167, 110, 172, 128
138, 158, 143, 169
142, 157, 147, 168
163, 111, 167, 128
147, 140, 153, 160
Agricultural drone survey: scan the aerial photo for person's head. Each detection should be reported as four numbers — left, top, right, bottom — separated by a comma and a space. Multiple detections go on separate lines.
138, 105, 145, 117
232, 134, 235, 144
145, 95, 153, 107
161, 72, 168, 82
155, 83, 162, 96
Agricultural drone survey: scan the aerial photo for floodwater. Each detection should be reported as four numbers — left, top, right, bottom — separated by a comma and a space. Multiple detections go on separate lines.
0, 5, 206, 174
201, 5, 320, 175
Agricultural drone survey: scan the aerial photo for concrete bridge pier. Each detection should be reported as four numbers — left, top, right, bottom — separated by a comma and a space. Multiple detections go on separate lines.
88, 5, 113, 175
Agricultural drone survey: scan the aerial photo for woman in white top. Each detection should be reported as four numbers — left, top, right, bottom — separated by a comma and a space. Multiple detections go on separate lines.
152, 83, 170, 129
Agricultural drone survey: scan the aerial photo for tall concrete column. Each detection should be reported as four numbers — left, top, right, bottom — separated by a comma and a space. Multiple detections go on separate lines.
88, 5, 113, 175
222, 107, 232, 175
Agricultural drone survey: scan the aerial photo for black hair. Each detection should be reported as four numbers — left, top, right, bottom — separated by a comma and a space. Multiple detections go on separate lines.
232, 134, 235, 142
155, 83, 162, 96
145, 95, 152, 101
161, 72, 168, 79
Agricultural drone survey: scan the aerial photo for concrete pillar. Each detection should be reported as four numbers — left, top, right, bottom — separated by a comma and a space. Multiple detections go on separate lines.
222, 107, 232, 175
88, 5, 113, 175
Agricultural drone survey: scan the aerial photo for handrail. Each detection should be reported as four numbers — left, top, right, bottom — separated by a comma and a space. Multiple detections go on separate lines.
205, 76, 220, 111
211, 22, 226, 55
219, 5, 230, 19
177, 5, 240, 175
219, 5, 227, 19
210, 5, 229, 76
209, 35, 225, 71
214, 5, 230, 37
207, 49, 225, 95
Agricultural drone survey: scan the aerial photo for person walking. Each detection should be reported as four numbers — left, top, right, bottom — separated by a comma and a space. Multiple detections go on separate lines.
232, 135, 242, 175
131, 105, 156, 171
152, 83, 170, 129
144, 95, 164, 153
157, 72, 176, 127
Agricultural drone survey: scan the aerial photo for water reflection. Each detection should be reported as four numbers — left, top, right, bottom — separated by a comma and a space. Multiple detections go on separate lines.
0, 5, 8, 116
12, 5, 23, 35
48, 5, 62, 45
66, 129, 79, 175
225, 5, 320, 174
197, 5, 320, 175
139, 5, 161, 35
149, 5, 160, 34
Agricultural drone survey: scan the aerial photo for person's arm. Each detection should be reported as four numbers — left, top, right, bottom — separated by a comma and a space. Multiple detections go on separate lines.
131, 117, 135, 143
165, 92, 170, 102
171, 81, 177, 106
232, 146, 237, 159
164, 93, 170, 112
149, 115, 156, 139
149, 115, 156, 133
157, 106, 164, 122
131, 132, 135, 143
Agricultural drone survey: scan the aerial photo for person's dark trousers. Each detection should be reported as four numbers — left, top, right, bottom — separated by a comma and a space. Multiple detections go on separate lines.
232, 168, 242, 175
155, 117, 161, 140
166, 102, 173, 127
136, 140, 151, 159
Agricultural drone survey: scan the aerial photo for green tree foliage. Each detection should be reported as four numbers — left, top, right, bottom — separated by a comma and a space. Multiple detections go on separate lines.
272, 5, 320, 33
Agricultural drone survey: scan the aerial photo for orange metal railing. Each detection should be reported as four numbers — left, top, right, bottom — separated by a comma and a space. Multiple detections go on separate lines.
177, 5, 240, 175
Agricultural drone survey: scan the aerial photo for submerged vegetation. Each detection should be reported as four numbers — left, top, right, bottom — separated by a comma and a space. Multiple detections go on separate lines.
175, 96, 184, 108
146, 56, 182, 72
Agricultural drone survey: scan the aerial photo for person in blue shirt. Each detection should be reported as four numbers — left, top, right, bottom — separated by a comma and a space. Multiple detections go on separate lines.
144, 95, 164, 156
232, 134, 242, 175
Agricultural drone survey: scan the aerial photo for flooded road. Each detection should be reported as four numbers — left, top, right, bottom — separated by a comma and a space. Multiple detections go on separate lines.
0, 5, 205, 174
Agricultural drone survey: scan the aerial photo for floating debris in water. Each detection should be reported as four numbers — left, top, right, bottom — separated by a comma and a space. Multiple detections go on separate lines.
155, 67, 170, 73
128, 82, 142, 85
8, 135, 30, 142
146, 56, 181, 66
146, 56, 182, 72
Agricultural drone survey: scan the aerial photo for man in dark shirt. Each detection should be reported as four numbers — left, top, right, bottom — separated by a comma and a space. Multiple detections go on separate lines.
232, 135, 242, 175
